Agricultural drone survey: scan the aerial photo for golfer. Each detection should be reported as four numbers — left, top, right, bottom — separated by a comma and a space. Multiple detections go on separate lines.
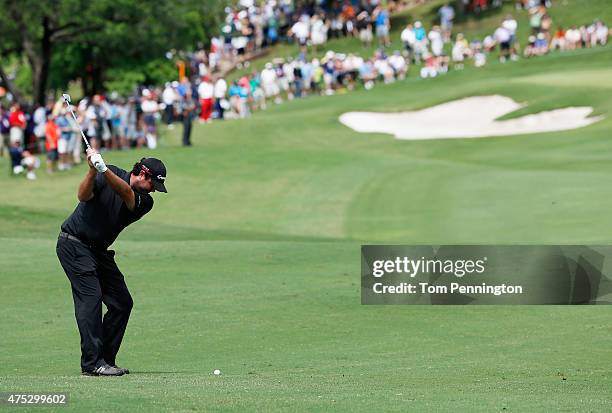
56, 148, 167, 376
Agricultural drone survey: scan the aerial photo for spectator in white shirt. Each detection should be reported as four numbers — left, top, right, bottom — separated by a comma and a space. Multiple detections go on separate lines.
261, 62, 280, 103
389, 51, 408, 80
290, 17, 310, 52
494, 25, 512, 62
162, 83, 177, 129
140, 89, 159, 149
502, 15, 519, 60
401, 23, 416, 61
213, 78, 228, 120
428, 26, 444, 56
32, 104, 47, 154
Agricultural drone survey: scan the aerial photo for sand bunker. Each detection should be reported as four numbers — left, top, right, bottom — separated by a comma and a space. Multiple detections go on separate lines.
339, 95, 602, 140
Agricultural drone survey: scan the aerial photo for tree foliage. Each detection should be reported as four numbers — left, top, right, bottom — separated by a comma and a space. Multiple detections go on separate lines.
0, 0, 226, 105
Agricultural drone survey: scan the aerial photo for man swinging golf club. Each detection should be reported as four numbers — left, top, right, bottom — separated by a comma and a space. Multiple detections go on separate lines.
56, 94, 168, 376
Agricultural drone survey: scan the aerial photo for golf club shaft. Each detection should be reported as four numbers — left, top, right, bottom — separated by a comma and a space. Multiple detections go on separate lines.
62, 98, 92, 150
61, 95, 104, 171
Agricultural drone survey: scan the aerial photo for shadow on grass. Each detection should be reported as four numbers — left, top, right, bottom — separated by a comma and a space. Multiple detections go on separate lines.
0, 204, 354, 243
125, 225, 351, 243
129, 371, 194, 375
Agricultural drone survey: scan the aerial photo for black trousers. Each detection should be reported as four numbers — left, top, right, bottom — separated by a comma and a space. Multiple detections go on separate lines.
182, 116, 193, 146
164, 104, 174, 125
56, 236, 133, 371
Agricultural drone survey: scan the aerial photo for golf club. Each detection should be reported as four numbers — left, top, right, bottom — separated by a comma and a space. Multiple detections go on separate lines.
61, 93, 92, 150
61, 93, 102, 170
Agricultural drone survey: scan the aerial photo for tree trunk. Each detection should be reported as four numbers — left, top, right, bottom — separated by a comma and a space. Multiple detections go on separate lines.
32, 17, 52, 106
92, 65, 104, 95
455, 0, 466, 15
0, 61, 26, 105
81, 76, 89, 98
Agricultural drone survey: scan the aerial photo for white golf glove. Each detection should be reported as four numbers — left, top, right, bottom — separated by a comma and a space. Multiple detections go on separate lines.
90, 153, 108, 173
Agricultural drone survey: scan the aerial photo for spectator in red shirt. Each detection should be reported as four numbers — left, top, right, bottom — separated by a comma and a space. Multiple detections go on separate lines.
8, 103, 26, 146
551, 26, 567, 50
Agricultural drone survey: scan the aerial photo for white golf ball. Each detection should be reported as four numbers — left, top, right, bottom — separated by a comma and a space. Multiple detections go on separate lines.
213, 369, 221, 376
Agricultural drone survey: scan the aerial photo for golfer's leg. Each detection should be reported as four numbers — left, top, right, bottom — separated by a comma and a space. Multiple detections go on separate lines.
56, 238, 104, 371
98, 251, 133, 366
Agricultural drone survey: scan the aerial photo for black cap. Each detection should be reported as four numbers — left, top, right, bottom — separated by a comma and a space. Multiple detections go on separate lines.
140, 158, 167, 193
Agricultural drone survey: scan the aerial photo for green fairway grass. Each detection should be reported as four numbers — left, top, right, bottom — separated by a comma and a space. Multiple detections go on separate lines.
2, 37, 612, 413
512, 67, 612, 89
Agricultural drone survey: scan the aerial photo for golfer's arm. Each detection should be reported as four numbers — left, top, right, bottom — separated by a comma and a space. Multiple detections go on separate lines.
103, 169, 136, 211
77, 169, 97, 202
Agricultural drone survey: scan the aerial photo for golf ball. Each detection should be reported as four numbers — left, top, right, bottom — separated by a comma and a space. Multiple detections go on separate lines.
213, 369, 221, 376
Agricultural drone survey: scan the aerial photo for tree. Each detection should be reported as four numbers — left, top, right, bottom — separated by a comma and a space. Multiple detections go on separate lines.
0, 1, 106, 105
0, 0, 226, 105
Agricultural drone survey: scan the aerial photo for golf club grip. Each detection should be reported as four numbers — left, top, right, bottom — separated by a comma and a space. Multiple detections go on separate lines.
80, 132, 92, 150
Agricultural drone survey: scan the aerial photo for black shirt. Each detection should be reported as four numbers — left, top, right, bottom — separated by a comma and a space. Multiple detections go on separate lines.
61, 165, 154, 250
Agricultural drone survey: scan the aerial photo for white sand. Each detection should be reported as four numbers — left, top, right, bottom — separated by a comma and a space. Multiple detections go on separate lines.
339, 95, 602, 140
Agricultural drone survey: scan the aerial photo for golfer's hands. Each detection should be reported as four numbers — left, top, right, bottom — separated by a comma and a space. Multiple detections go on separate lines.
86, 148, 108, 173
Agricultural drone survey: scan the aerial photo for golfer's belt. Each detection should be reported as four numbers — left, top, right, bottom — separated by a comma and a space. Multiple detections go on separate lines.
58, 232, 93, 249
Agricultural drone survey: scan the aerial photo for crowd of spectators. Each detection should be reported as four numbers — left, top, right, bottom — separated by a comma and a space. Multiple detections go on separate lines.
526, 15, 608, 57
208, 0, 399, 67
1, 0, 610, 181
1, 90, 174, 179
